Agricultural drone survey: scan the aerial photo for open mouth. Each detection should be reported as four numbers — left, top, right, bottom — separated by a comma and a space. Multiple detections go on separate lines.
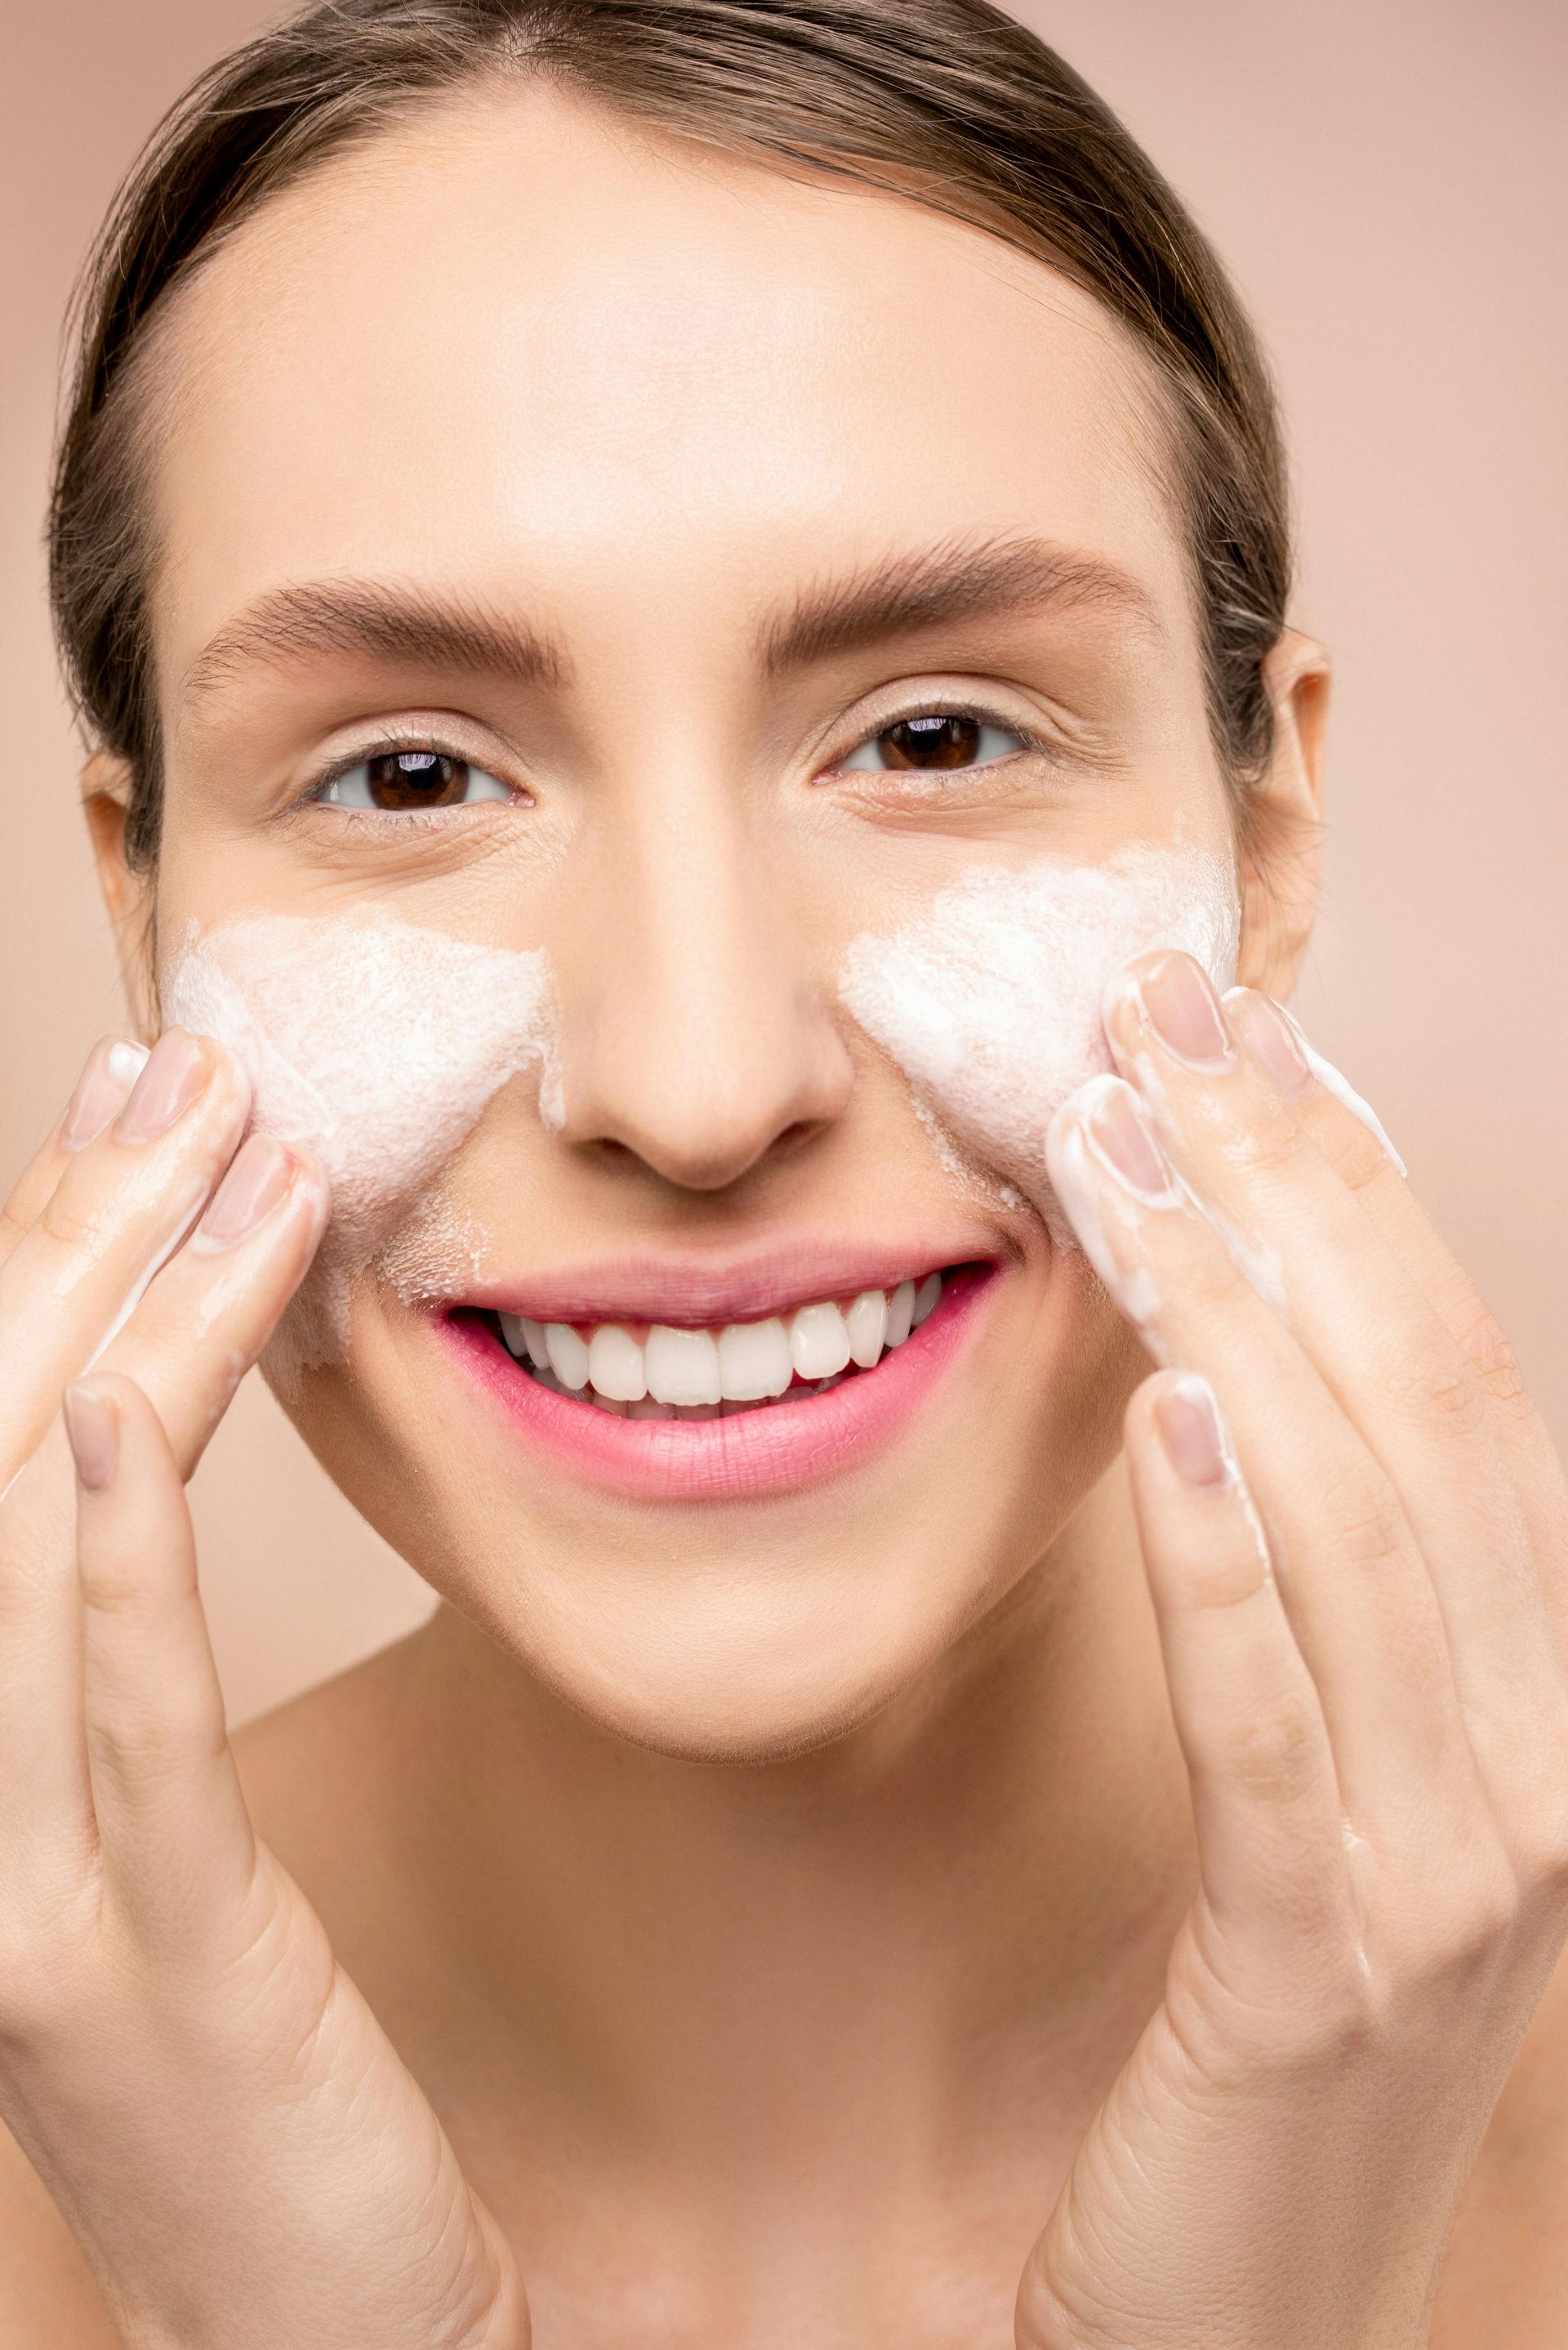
462, 1266, 966, 1420
439, 1255, 996, 1501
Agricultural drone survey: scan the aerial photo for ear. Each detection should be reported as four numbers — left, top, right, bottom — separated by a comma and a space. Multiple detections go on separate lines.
1233, 627, 1330, 999
82, 751, 161, 1041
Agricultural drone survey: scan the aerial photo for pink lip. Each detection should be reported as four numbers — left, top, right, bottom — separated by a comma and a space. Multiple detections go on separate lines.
434, 1266, 995, 1503
460, 1237, 992, 1330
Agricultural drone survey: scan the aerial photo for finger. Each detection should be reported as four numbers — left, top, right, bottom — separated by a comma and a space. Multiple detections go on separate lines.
0, 1031, 251, 1483
1227, 988, 1567, 1595
65, 1375, 259, 1934
1123, 1370, 1350, 1946
0, 1037, 149, 1274
1046, 1075, 1478, 1851
1102, 956, 1562, 1765
0, 1140, 324, 1889
92, 1133, 328, 1474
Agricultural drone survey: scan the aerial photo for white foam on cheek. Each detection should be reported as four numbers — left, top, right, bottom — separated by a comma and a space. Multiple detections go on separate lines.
159, 910, 554, 1385
838, 844, 1241, 1224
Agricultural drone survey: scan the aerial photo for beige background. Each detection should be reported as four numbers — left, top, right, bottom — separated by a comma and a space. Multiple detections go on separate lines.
3, 1, 1563, 1729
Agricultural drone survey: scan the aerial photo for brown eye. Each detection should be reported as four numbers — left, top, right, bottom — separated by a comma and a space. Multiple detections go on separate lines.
841, 713, 1027, 774
318, 750, 512, 811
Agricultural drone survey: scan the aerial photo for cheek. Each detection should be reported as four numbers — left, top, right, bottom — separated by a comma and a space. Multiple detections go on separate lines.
159, 909, 555, 1376
838, 842, 1239, 1202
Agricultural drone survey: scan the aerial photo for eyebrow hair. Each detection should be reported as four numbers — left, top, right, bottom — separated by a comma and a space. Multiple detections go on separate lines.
757, 534, 1160, 675
179, 535, 1155, 719
180, 578, 568, 713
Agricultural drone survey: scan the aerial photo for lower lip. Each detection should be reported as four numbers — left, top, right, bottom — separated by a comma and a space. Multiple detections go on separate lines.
434, 1268, 995, 1503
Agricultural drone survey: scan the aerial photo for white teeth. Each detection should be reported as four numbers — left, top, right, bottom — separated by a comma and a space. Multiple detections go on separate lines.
844, 1288, 889, 1369
646, 1324, 722, 1407
587, 1322, 647, 1402
789, 1300, 852, 1380
545, 1322, 590, 1390
716, 1317, 793, 1400
506, 1271, 949, 1407
500, 1313, 550, 1371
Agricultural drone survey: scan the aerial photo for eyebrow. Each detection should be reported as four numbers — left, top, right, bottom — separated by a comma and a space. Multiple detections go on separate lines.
757, 534, 1160, 674
180, 533, 1156, 718
180, 579, 568, 715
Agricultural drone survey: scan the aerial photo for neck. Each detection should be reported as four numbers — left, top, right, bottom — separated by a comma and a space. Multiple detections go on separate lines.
369, 1454, 1195, 2224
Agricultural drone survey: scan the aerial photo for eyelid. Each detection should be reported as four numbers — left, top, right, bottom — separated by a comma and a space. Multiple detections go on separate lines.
822, 695, 1049, 775
300, 732, 520, 809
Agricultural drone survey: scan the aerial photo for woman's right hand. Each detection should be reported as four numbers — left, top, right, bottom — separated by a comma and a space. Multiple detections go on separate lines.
0, 1031, 528, 2349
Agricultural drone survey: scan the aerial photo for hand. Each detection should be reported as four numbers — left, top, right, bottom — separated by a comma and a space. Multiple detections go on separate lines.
0, 1032, 528, 2350
1016, 953, 1568, 2350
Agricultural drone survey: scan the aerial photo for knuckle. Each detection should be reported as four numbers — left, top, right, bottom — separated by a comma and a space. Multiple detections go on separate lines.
1324, 1485, 1413, 1577
34, 1181, 114, 1257
1222, 1700, 1325, 1804
1313, 1109, 1389, 1197
86, 1694, 225, 1792
1457, 1304, 1532, 1419
1388, 1349, 1490, 1443
0, 1192, 33, 1250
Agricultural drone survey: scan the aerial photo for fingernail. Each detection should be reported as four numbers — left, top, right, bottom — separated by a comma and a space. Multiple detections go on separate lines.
114, 1029, 210, 1144
191, 1134, 293, 1248
1137, 953, 1234, 1069
64, 1382, 119, 1492
1226, 990, 1312, 1097
1155, 1374, 1235, 1490
60, 1037, 152, 1150
1085, 1080, 1180, 1202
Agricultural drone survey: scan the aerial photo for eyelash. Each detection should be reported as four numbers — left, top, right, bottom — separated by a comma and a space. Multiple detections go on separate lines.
301, 737, 515, 818
298, 698, 1047, 823
827, 698, 1047, 775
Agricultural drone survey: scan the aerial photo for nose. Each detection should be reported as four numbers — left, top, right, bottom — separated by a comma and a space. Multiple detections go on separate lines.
550, 785, 857, 1193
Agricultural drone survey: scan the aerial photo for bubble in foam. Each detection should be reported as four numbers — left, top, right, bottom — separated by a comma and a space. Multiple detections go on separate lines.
160, 910, 555, 1385
839, 844, 1241, 1210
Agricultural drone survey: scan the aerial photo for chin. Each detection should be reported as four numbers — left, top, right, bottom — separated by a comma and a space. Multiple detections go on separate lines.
277, 1246, 1132, 1762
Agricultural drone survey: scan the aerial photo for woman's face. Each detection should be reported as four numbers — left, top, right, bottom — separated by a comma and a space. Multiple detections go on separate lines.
114, 84, 1294, 1759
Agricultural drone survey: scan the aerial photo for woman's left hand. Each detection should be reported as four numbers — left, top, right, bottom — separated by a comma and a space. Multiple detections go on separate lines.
1015, 950, 1568, 2350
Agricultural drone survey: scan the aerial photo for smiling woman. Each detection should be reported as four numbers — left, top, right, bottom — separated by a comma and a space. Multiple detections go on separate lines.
5, 2, 1568, 2346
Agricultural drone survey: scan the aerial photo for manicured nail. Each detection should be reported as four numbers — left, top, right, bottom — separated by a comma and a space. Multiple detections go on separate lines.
1085, 1080, 1180, 1202
1137, 953, 1234, 1069
60, 1037, 151, 1150
114, 1029, 210, 1144
1155, 1373, 1235, 1490
64, 1382, 119, 1493
192, 1134, 293, 1247
1226, 990, 1312, 1097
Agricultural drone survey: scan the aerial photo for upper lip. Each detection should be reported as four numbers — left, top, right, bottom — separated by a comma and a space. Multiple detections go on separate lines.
452, 1235, 1005, 1329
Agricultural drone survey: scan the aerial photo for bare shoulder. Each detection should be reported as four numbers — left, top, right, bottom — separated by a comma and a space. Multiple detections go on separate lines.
1431, 1942, 1568, 2345
0, 2114, 122, 2347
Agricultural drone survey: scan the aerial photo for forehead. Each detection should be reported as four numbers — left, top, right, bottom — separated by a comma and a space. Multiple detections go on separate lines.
149, 82, 1187, 667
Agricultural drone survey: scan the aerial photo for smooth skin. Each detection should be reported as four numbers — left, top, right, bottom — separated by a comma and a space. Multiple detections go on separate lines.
2, 80, 1566, 2348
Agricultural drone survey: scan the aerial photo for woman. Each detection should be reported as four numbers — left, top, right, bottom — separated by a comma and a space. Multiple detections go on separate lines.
4, 0, 1566, 2340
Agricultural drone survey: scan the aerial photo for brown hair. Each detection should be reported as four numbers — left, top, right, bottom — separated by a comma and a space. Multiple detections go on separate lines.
48, 0, 1291, 868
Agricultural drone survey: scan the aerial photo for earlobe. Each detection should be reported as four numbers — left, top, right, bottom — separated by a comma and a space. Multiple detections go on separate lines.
1233, 627, 1331, 1001
82, 750, 160, 1041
